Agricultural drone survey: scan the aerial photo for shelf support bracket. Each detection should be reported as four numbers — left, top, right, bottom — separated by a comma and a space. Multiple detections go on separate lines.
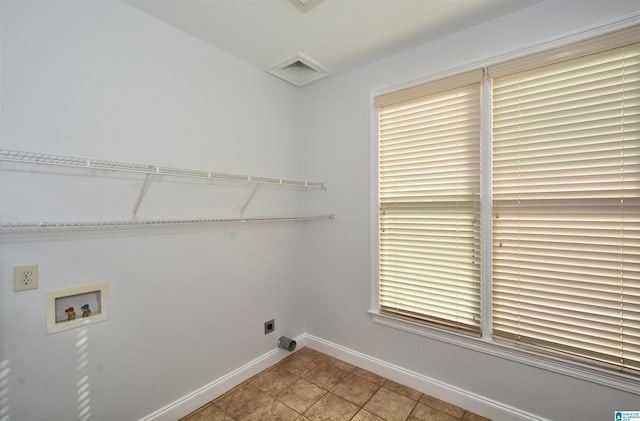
133, 168, 155, 220
240, 182, 260, 215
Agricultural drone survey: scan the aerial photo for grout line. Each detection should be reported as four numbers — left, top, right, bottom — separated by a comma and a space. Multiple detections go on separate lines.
184, 347, 481, 421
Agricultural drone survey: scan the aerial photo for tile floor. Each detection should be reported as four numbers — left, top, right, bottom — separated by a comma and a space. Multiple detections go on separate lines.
180, 347, 492, 421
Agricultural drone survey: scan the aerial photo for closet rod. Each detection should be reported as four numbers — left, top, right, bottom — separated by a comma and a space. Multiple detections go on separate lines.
0, 214, 335, 232
0, 149, 326, 188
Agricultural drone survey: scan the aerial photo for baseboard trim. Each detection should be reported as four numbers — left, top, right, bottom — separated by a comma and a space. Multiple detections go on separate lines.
139, 333, 544, 421
302, 333, 546, 421
137, 334, 307, 421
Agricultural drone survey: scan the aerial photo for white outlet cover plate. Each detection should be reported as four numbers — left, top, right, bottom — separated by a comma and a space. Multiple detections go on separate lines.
14, 264, 38, 291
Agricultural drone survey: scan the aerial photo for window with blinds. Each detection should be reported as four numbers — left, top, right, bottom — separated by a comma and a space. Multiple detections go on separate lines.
375, 69, 482, 336
491, 27, 640, 372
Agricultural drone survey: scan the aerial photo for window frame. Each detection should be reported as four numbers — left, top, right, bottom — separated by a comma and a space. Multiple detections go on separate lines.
376, 70, 483, 336
369, 20, 640, 394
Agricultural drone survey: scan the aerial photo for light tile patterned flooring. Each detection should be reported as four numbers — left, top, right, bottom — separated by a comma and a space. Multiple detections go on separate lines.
180, 347, 492, 421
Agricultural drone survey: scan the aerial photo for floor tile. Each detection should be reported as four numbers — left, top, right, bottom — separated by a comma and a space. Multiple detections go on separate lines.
297, 347, 326, 359
351, 409, 386, 421
331, 373, 380, 406
364, 387, 417, 421
351, 367, 386, 386
183, 347, 492, 421
420, 394, 465, 419
316, 354, 356, 373
214, 383, 273, 419
383, 379, 422, 401
303, 392, 359, 421
181, 403, 234, 421
250, 366, 299, 396
407, 403, 459, 421
279, 349, 321, 376
241, 400, 300, 421
302, 361, 351, 390
278, 378, 327, 414
463, 411, 492, 421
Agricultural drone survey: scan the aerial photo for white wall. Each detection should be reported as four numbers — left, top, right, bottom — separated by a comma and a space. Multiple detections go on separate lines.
3, 1, 640, 420
0, 1, 314, 420
299, 1, 640, 420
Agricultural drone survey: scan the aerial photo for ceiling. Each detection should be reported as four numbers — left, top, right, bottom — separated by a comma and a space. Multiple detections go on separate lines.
122, 0, 543, 86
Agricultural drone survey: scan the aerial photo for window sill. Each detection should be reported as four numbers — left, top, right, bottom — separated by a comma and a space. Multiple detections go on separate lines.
368, 310, 640, 395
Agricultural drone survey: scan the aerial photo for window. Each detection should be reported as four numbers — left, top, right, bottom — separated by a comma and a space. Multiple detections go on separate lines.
374, 25, 640, 374
490, 27, 640, 372
375, 69, 482, 336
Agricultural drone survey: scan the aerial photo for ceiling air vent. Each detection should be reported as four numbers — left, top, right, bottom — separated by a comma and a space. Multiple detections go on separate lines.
288, 0, 325, 12
266, 53, 329, 87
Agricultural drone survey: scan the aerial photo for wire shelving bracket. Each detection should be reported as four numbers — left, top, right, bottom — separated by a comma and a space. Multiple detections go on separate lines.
0, 148, 332, 232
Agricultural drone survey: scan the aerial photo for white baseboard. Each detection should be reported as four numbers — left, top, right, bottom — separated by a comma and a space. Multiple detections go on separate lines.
137, 334, 307, 421
302, 333, 546, 421
139, 333, 544, 421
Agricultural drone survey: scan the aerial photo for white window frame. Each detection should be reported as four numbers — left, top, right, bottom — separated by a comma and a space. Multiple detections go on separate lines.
369, 17, 640, 394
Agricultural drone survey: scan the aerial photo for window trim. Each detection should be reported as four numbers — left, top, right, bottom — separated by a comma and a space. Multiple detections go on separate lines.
489, 41, 640, 372
369, 15, 640, 394
368, 309, 640, 394
376, 72, 483, 335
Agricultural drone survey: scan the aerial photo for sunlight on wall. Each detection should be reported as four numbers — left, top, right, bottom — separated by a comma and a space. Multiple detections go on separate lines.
0, 359, 9, 421
76, 329, 91, 421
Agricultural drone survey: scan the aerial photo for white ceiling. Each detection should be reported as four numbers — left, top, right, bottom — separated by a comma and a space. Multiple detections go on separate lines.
122, 0, 543, 85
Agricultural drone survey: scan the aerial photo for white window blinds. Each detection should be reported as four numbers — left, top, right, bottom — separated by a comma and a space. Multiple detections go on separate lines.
376, 69, 483, 336
491, 30, 640, 372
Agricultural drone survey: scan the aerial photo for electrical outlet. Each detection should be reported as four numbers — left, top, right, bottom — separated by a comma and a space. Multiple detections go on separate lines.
264, 319, 275, 334
14, 264, 38, 292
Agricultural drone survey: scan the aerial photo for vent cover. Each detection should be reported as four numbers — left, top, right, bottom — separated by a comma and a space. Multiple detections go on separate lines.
266, 53, 329, 87
288, 0, 325, 12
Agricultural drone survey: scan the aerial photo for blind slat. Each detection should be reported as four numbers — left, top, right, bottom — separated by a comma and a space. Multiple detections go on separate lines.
492, 33, 640, 373
378, 72, 482, 335
378, 25, 640, 373
487, 25, 640, 77
375, 68, 483, 108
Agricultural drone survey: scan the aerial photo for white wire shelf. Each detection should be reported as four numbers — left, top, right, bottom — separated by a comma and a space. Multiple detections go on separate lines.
1, 148, 332, 229
0, 214, 335, 232
0, 149, 326, 188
